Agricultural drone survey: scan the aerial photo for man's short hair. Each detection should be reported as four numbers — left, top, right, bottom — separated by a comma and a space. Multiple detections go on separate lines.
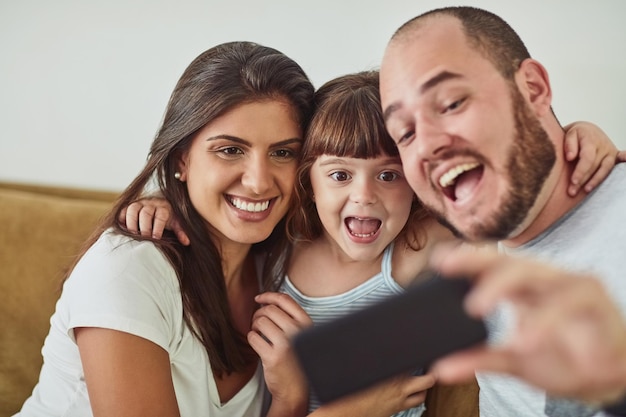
392, 6, 531, 80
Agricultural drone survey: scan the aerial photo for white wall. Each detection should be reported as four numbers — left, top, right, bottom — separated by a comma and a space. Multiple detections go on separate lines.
1, 0, 624, 191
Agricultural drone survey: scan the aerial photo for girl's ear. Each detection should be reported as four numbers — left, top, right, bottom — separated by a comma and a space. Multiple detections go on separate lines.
514, 58, 552, 117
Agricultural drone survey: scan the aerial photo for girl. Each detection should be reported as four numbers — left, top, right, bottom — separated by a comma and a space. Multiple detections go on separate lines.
250, 71, 448, 417
15, 41, 315, 417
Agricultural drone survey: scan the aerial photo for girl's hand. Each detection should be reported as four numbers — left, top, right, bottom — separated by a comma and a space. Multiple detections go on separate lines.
118, 197, 190, 245
250, 292, 435, 417
563, 122, 622, 196
248, 292, 312, 417
310, 372, 435, 417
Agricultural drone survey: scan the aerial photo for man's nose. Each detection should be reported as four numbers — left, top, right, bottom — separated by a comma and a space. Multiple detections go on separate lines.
414, 117, 453, 160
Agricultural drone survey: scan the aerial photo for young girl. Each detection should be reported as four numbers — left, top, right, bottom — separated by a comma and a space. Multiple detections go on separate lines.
14, 41, 315, 417
125, 72, 620, 417
250, 70, 451, 417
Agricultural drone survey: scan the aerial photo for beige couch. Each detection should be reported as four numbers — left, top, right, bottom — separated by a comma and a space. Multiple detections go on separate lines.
0, 181, 118, 415
0, 181, 478, 416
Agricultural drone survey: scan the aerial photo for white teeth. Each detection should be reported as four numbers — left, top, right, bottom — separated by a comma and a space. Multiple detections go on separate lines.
352, 232, 376, 238
439, 162, 480, 188
230, 197, 270, 213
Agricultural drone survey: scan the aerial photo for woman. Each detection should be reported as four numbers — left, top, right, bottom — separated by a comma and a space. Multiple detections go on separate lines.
15, 41, 314, 417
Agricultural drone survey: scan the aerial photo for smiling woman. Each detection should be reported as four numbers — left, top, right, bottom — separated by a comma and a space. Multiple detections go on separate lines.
179, 100, 302, 246
12, 41, 315, 417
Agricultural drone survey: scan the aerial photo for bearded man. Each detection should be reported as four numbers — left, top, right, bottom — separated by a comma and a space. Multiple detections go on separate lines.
380, 6, 626, 417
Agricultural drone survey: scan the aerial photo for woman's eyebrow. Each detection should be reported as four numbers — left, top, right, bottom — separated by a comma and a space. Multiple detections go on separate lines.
205, 135, 302, 147
205, 134, 249, 145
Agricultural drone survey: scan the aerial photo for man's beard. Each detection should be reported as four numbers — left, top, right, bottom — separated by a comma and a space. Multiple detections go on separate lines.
428, 85, 556, 241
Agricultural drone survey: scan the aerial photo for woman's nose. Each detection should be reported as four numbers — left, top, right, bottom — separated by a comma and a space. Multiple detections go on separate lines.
241, 156, 272, 195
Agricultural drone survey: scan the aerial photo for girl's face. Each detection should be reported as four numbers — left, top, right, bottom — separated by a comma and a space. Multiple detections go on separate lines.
178, 100, 302, 249
309, 153, 414, 262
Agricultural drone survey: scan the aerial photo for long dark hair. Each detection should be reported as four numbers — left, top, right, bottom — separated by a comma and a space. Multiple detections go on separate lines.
71, 41, 314, 376
287, 71, 428, 249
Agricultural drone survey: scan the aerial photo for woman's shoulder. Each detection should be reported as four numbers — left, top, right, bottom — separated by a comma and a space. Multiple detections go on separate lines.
90, 229, 169, 265
59, 229, 184, 351
70, 228, 178, 292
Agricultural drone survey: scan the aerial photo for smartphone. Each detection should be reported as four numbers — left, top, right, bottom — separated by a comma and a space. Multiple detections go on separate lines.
291, 271, 487, 404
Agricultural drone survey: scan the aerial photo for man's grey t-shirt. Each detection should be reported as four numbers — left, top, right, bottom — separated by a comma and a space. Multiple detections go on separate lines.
478, 164, 626, 417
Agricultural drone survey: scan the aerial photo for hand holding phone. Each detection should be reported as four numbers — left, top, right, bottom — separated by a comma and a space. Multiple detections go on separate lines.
291, 271, 487, 403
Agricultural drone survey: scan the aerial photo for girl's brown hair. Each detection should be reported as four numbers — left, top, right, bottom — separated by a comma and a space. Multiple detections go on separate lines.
287, 70, 428, 249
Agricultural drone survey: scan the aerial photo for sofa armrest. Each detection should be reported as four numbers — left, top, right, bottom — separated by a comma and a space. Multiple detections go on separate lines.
0, 183, 117, 415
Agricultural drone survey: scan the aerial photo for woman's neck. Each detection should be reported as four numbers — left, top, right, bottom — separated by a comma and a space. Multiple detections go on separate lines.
215, 239, 253, 289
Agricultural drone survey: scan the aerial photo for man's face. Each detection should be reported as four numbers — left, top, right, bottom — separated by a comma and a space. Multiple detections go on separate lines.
380, 17, 555, 241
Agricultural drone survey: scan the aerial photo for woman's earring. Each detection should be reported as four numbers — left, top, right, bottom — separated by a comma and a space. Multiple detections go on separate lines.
174, 172, 182, 180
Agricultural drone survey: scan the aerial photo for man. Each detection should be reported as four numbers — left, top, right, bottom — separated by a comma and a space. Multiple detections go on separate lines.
379, 6, 626, 417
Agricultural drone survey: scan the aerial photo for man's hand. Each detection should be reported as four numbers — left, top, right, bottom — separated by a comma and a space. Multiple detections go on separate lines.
429, 243, 626, 405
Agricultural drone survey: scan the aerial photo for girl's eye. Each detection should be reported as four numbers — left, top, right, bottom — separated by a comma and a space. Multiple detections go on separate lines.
330, 171, 350, 182
379, 171, 400, 182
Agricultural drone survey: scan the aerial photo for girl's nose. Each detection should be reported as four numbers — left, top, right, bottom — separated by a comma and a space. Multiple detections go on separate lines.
350, 177, 377, 205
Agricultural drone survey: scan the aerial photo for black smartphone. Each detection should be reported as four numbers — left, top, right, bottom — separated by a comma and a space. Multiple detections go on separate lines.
291, 271, 487, 404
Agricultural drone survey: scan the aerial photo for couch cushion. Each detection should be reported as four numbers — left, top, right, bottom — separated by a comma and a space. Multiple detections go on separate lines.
0, 183, 117, 416
423, 379, 479, 417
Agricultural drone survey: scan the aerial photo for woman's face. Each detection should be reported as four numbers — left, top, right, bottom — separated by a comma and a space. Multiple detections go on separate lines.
178, 99, 302, 248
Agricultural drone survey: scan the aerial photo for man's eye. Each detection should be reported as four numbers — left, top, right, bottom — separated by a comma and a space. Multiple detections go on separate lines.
379, 171, 399, 182
397, 130, 414, 145
330, 171, 350, 181
443, 97, 466, 113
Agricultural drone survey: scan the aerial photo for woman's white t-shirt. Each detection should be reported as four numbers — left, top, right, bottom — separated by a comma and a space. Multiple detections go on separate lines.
16, 230, 265, 417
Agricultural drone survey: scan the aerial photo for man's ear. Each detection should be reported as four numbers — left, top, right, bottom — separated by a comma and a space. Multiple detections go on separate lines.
515, 58, 553, 117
